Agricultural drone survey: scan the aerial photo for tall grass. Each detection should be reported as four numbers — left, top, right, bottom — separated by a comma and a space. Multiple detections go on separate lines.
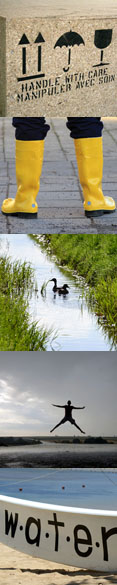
0, 255, 49, 351
30, 235, 117, 346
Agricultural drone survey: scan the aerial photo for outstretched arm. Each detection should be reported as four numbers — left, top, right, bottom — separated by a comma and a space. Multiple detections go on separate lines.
52, 404, 65, 408
73, 406, 85, 409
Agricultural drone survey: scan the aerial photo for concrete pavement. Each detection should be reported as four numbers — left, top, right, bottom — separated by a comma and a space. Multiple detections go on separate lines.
0, 117, 117, 234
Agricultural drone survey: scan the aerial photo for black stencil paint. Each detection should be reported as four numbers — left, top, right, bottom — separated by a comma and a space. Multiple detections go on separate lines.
5, 510, 18, 538
54, 30, 85, 72
93, 29, 113, 67
23, 47, 26, 75
101, 526, 117, 562
34, 33, 45, 73
74, 524, 92, 558
17, 28, 113, 82
4, 509, 117, 564
48, 513, 65, 552
18, 34, 30, 76
18, 32, 45, 81
25, 517, 41, 547
18, 34, 30, 45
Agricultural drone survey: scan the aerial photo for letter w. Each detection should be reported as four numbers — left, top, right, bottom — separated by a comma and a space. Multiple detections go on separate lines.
5, 509, 18, 538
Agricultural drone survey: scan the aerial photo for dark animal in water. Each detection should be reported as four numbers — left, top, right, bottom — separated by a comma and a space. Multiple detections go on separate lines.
50, 278, 69, 295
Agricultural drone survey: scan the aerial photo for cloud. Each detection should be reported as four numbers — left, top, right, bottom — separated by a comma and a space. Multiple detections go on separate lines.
0, 353, 116, 436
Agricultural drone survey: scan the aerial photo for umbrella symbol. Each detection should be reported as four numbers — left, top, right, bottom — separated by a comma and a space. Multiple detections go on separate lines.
54, 30, 85, 72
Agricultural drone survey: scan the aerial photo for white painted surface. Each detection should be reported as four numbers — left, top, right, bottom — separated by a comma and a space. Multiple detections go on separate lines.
0, 494, 117, 571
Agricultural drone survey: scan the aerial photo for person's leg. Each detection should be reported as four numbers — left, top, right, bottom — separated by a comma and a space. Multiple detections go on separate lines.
66, 117, 116, 217
71, 419, 85, 434
70, 416, 85, 434
12, 117, 50, 141
1, 118, 50, 218
50, 417, 66, 433
67, 117, 103, 139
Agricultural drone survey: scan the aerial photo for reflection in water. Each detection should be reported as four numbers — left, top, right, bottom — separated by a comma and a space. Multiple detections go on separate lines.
0, 443, 117, 469
0, 442, 117, 455
0, 234, 115, 351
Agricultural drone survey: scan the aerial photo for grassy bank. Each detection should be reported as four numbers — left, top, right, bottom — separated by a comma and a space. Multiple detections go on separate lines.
31, 235, 117, 345
0, 254, 49, 350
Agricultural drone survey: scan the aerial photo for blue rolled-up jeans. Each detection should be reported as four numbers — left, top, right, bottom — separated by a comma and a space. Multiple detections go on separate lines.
13, 117, 103, 140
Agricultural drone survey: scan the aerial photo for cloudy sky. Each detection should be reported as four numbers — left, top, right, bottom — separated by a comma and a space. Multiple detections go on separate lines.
0, 353, 116, 436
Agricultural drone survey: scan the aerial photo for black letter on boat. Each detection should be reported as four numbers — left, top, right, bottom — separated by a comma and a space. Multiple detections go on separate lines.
5, 510, 18, 538
25, 517, 41, 547
48, 513, 64, 552
74, 524, 92, 557
102, 526, 117, 562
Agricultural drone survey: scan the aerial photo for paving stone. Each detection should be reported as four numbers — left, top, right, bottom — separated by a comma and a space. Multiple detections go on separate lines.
0, 212, 7, 232
0, 117, 117, 234
8, 218, 97, 234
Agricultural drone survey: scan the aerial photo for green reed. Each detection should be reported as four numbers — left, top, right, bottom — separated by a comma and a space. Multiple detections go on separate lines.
0, 254, 49, 351
30, 234, 117, 348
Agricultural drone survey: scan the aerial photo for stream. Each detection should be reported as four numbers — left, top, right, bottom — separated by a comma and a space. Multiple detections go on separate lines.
0, 234, 115, 351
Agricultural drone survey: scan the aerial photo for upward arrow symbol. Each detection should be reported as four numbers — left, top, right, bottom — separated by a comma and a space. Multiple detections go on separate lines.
18, 34, 30, 45
18, 34, 30, 75
34, 32, 45, 44
34, 33, 45, 72
18, 32, 46, 79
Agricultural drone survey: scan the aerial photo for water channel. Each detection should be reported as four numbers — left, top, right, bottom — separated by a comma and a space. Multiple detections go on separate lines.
1, 234, 115, 351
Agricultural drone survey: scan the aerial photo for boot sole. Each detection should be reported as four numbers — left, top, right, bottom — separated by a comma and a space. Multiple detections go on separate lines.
85, 209, 116, 218
2, 211, 38, 219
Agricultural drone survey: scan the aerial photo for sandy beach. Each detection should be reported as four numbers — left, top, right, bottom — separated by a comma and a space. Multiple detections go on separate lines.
0, 544, 116, 585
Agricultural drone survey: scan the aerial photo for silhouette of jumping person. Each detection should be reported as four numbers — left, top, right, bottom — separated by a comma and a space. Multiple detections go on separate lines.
50, 400, 85, 434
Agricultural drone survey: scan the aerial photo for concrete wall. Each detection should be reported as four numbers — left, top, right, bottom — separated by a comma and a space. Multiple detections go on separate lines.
2, 16, 117, 116
0, 18, 6, 116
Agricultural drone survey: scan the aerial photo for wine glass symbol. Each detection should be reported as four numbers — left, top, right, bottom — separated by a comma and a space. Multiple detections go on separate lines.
93, 29, 113, 67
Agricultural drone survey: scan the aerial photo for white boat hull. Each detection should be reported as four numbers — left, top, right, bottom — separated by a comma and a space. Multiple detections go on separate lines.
0, 495, 117, 572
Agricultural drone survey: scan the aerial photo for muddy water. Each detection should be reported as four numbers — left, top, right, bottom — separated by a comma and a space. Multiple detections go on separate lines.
0, 234, 114, 351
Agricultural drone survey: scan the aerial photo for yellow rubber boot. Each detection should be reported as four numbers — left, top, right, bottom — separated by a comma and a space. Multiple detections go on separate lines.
1, 139, 44, 218
74, 137, 116, 217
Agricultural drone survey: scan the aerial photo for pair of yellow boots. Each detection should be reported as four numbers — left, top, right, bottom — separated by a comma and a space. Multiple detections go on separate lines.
1, 137, 116, 218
